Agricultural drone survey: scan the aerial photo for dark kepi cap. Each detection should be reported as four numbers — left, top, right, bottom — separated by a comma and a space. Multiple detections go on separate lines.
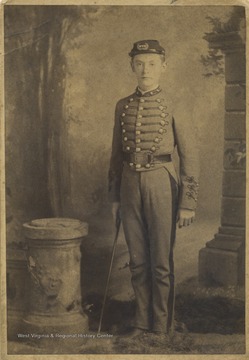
129, 40, 165, 57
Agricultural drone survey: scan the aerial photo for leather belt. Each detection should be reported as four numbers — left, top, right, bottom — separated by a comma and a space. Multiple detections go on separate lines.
123, 152, 171, 168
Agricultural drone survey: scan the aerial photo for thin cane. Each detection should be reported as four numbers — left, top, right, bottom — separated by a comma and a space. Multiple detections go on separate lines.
97, 215, 121, 334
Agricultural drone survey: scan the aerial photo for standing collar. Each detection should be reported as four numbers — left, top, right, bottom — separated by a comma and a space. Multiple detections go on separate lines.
136, 86, 162, 97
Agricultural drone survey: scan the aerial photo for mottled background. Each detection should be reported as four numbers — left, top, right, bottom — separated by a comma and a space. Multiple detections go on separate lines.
5, 5, 234, 297
4, 6, 234, 293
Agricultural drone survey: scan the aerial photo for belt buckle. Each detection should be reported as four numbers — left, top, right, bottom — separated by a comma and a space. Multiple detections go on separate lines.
132, 153, 143, 164
132, 152, 153, 166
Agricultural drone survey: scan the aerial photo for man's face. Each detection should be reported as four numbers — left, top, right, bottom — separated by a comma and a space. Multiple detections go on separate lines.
131, 53, 166, 91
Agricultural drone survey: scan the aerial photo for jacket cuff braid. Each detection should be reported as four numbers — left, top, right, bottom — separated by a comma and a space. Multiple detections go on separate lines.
178, 175, 199, 210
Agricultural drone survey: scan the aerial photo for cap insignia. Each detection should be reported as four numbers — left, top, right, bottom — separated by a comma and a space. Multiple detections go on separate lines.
137, 42, 149, 51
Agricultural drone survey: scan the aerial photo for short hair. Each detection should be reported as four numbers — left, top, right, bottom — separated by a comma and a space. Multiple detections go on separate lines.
130, 54, 166, 63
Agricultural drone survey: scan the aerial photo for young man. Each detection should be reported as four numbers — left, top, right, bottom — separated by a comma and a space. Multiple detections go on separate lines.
108, 40, 199, 336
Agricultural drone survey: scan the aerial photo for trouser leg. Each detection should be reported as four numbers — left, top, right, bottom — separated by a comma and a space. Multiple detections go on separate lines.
141, 167, 178, 333
120, 166, 178, 333
120, 167, 152, 330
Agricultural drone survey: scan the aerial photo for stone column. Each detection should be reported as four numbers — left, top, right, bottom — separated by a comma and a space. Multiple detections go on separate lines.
199, 28, 246, 286
22, 218, 88, 348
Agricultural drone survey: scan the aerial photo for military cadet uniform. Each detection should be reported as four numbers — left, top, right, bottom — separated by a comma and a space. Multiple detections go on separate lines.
108, 40, 199, 334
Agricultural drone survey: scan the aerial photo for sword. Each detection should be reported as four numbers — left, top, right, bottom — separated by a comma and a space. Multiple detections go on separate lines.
97, 214, 121, 334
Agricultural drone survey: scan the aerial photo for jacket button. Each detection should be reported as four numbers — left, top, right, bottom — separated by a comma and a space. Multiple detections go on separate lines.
122, 129, 126, 133
157, 99, 161, 103
136, 139, 141, 144
138, 106, 143, 111
124, 105, 129, 109
140, 98, 145, 103
154, 137, 160, 143
136, 130, 141, 135
159, 106, 164, 110
136, 122, 142, 127
136, 164, 141, 169
161, 113, 166, 118
129, 98, 134, 102
129, 163, 134, 167
121, 121, 124, 126
137, 114, 142, 119
145, 163, 151, 169
136, 148, 141, 152
151, 146, 156, 152
126, 146, 130, 151
121, 113, 126, 117
123, 137, 128, 141
158, 128, 164, 134
160, 120, 166, 126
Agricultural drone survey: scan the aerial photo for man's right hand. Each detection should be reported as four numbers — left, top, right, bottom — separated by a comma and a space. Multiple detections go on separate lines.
112, 202, 121, 226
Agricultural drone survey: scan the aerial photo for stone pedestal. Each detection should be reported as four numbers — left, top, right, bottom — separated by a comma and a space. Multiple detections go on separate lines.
199, 21, 245, 286
22, 218, 88, 348
7, 246, 28, 340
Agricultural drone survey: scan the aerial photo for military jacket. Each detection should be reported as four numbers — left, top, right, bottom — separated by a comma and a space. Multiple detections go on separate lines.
108, 87, 199, 210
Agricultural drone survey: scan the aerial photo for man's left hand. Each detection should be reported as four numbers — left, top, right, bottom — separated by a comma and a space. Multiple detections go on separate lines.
177, 209, 195, 228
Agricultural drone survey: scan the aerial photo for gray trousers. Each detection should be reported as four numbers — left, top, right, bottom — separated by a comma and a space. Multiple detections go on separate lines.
120, 165, 178, 333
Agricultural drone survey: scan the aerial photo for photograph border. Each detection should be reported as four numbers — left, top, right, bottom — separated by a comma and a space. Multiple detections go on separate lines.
0, 0, 248, 359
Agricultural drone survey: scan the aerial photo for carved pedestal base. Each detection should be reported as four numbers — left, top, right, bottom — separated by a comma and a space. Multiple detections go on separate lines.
22, 218, 89, 349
